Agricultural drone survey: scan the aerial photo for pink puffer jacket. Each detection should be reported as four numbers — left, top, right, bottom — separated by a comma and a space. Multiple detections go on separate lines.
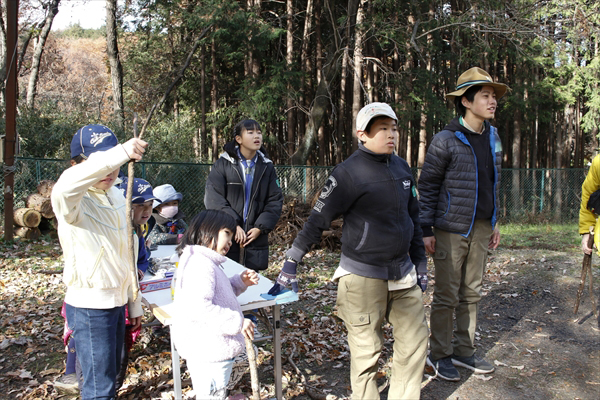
171, 245, 248, 362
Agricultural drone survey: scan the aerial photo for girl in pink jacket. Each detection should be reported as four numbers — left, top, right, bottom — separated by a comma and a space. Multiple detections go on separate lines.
172, 210, 259, 399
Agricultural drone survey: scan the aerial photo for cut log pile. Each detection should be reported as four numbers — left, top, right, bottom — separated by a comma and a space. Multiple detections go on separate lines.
14, 180, 57, 240
270, 197, 342, 251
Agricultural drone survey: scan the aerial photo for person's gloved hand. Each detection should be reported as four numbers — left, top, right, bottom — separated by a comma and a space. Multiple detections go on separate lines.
267, 259, 298, 295
417, 273, 428, 292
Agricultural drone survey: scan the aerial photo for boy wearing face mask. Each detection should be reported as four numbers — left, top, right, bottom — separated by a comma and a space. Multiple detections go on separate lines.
147, 184, 188, 247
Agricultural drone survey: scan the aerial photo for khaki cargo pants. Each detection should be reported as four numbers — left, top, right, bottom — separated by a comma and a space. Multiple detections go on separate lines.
429, 219, 493, 360
337, 274, 428, 400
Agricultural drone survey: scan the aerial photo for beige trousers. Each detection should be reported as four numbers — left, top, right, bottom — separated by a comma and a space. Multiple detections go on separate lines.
337, 274, 428, 400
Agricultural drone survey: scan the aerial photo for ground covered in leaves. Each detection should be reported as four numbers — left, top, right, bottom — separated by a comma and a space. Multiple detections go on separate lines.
1, 224, 599, 399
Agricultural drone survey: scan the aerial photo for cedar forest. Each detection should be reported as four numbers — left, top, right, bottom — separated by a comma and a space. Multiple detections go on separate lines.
1, 0, 600, 169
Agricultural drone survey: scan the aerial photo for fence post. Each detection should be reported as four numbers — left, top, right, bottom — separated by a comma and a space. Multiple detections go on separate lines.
36, 159, 41, 183
540, 171, 545, 212
142, 163, 147, 180
303, 167, 307, 203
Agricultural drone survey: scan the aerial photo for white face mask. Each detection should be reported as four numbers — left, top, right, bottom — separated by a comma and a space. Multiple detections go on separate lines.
159, 205, 178, 219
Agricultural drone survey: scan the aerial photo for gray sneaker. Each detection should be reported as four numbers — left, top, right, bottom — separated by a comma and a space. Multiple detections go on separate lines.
427, 355, 461, 381
54, 373, 79, 394
451, 354, 495, 374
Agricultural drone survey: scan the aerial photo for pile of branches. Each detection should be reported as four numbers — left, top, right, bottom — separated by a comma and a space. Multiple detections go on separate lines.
270, 197, 342, 251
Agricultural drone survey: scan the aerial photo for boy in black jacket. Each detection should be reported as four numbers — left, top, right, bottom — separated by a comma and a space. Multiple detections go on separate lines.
269, 103, 428, 399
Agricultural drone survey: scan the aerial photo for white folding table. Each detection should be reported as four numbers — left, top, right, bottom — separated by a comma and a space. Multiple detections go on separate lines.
141, 245, 294, 399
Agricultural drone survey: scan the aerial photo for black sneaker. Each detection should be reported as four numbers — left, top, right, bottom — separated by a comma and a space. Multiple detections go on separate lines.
427, 355, 461, 381
54, 373, 79, 394
451, 354, 495, 374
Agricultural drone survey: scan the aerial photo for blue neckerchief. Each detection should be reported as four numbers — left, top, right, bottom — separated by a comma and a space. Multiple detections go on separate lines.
237, 148, 257, 224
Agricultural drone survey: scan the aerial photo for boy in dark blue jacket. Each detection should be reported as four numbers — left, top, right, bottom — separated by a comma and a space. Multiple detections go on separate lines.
419, 67, 507, 381
269, 103, 428, 399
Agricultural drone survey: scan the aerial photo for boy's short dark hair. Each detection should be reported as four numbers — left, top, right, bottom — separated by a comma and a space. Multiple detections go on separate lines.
454, 85, 483, 117
454, 85, 484, 117
176, 210, 236, 255
363, 116, 391, 134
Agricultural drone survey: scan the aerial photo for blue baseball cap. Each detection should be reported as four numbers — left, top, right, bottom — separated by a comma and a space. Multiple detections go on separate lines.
70, 125, 118, 159
117, 178, 161, 204
152, 184, 183, 209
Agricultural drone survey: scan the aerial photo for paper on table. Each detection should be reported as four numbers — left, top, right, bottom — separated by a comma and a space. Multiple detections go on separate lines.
146, 245, 279, 308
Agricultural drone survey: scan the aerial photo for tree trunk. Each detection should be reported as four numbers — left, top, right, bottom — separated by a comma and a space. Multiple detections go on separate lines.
18, 23, 37, 75
106, 0, 124, 129
0, 0, 7, 108
26, 0, 60, 109
350, 0, 367, 152
337, 47, 349, 163
417, 3, 434, 169
290, 69, 331, 165
290, 52, 340, 165
286, 0, 296, 159
211, 38, 218, 161
315, 0, 325, 165
201, 44, 207, 158
245, 0, 261, 79
297, 0, 314, 159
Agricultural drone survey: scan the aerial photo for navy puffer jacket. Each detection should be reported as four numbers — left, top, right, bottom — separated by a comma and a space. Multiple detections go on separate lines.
418, 119, 501, 236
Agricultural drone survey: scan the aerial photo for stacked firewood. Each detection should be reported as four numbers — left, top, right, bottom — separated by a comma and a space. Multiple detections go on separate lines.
14, 180, 57, 240
270, 197, 343, 251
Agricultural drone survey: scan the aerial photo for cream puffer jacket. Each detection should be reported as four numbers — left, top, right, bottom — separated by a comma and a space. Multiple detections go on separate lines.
51, 146, 142, 317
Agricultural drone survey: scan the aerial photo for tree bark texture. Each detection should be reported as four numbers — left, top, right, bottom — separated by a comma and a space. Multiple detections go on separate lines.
26, 0, 60, 109
350, 0, 367, 153
106, 0, 125, 129
286, 0, 296, 159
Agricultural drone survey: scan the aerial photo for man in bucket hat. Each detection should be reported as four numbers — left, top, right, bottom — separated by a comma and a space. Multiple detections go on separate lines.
418, 67, 509, 381
269, 102, 428, 399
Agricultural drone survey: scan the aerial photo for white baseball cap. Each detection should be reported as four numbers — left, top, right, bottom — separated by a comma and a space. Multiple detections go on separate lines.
356, 102, 398, 132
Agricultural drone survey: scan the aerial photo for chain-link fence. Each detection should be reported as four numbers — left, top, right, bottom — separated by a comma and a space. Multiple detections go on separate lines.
0, 158, 587, 228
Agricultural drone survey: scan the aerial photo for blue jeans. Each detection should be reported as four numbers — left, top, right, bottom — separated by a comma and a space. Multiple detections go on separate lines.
65, 303, 126, 400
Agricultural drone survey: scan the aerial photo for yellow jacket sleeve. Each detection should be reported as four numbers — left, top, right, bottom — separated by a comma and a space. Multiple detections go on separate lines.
579, 155, 600, 234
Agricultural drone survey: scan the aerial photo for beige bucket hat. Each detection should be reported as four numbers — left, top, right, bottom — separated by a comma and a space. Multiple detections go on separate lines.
446, 67, 509, 99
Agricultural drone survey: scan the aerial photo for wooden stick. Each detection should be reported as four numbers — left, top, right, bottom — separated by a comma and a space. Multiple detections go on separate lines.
125, 28, 210, 300
126, 114, 139, 301
589, 259, 598, 318
574, 229, 594, 314
245, 336, 260, 400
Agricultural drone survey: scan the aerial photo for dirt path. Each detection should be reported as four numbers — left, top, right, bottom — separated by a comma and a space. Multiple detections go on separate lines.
0, 226, 598, 399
